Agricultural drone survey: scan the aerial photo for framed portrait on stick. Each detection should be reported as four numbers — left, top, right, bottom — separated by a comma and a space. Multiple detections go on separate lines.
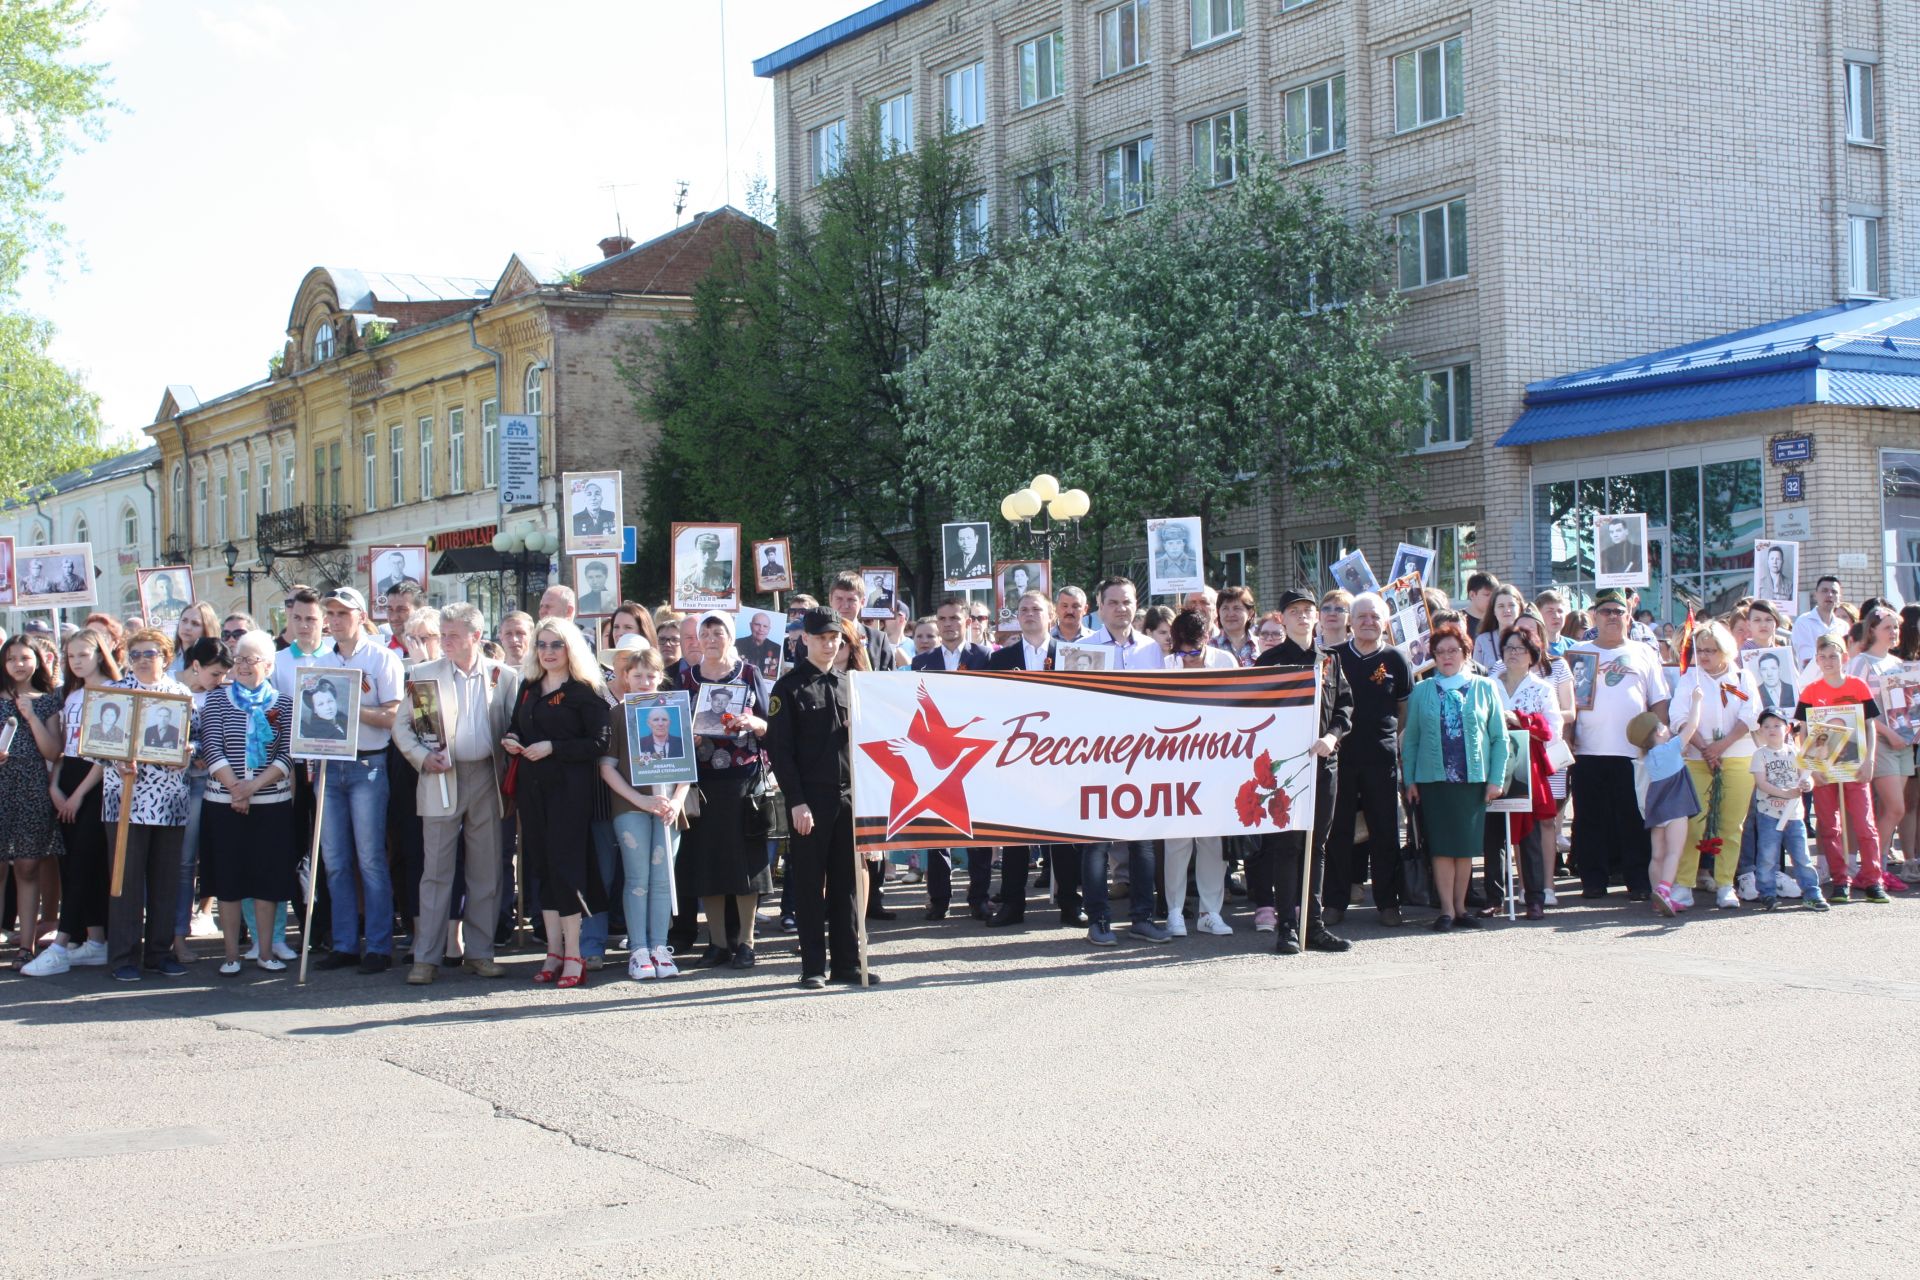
1593, 512, 1650, 589
994, 560, 1051, 632
131, 691, 193, 770
1801, 703, 1866, 785
1146, 517, 1203, 597
1752, 539, 1799, 613
1388, 543, 1435, 588
859, 566, 899, 620
1488, 727, 1535, 813
941, 521, 993, 590
79, 687, 138, 762
137, 566, 196, 626
752, 538, 793, 593
572, 554, 620, 616
671, 522, 741, 613
563, 470, 623, 555
16, 541, 95, 610
368, 545, 428, 621
290, 666, 361, 761
1568, 650, 1600, 712
623, 691, 697, 787
1330, 549, 1379, 597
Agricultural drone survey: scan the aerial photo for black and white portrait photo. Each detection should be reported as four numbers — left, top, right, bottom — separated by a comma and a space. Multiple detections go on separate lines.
573, 555, 620, 616
79, 688, 136, 761
1750, 647, 1799, 714
1569, 650, 1600, 712
752, 538, 793, 593
942, 521, 993, 590
994, 560, 1051, 631
692, 681, 748, 736
291, 667, 361, 760
564, 470, 623, 555
1387, 542, 1435, 589
368, 545, 428, 621
137, 565, 195, 625
1593, 512, 1650, 589
133, 696, 193, 768
860, 566, 899, 620
671, 522, 740, 613
16, 542, 96, 610
1146, 517, 1203, 597
1330, 549, 1379, 597
1057, 644, 1108, 672
1752, 539, 1799, 610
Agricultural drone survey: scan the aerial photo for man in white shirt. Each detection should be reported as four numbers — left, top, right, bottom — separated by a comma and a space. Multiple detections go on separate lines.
1079, 576, 1169, 947
1567, 587, 1670, 903
1791, 575, 1847, 666
1051, 586, 1089, 643
985, 591, 1075, 927
310, 586, 406, 974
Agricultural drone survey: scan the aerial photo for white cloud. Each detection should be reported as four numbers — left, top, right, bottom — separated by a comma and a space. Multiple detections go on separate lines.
196, 4, 295, 58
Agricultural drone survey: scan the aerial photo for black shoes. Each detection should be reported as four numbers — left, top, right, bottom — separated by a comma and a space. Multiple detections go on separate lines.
316, 951, 360, 971
357, 952, 391, 974
924, 905, 949, 921
969, 904, 991, 921
829, 970, 880, 986
1058, 908, 1088, 928
1305, 925, 1351, 953
1275, 925, 1302, 955
984, 910, 1025, 928
867, 909, 897, 922
798, 973, 826, 990
699, 945, 733, 967
1429, 914, 1453, 932
777, 914, 796, 933
730, 945, 756, 969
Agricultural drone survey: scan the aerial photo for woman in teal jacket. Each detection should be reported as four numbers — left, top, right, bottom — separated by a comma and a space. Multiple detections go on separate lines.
1402, 622, 1510, 931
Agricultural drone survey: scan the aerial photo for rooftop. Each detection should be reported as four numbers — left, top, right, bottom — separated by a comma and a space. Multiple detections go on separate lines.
2, 444, 162, 511
753, 0, 938, 78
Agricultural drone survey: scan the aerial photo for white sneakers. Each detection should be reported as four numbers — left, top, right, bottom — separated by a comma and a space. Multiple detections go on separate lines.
69, 939, 107, 966
20, 943, 70, 977
1165, 912, 1188, 938
1196, 912, 1233, 936
628, 951, 655, 980
652, 946, 678, 978
189, 910, 220, 939
219, 959, 243, 975
1779, 878, 1804, 899
1715, 885, 1740, 910
630, 946, 678, 979
1670, 885, 1696, 909
1736, 872, 1759, 901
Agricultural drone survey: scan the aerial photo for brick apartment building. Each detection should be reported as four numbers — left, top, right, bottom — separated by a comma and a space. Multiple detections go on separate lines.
145, 209, 757, 625
756, 0, 1920, 615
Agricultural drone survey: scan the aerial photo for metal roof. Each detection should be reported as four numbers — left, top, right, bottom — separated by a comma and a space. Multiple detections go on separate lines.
2, 445, 161, 511
1500, 297, 1920, 447
325, 268, 492, 313
753, 0, 940, 78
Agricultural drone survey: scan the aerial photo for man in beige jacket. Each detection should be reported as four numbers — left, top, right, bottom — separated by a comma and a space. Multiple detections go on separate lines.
392, 601, 521, 983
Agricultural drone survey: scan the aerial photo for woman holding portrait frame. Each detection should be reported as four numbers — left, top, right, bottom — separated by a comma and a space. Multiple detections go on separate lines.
100, 629, 196, 982
1797, 633, 1887, 904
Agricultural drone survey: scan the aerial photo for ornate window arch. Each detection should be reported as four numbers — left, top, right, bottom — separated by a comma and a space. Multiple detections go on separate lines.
312, 319, 336, 364
523, 362, 544, 416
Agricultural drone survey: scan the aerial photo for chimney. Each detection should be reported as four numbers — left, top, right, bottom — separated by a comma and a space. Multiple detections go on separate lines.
598, 234, 635, 259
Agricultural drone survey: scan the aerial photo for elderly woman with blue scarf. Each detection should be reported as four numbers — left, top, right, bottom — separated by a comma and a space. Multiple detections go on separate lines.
197, 630, 298, 974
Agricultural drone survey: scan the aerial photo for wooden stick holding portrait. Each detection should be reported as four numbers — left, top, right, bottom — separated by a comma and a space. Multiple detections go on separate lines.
290, 665, 364, 981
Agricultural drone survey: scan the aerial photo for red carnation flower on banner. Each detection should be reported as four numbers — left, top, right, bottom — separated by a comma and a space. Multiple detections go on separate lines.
1235, 778, 1263, 826
1253, 750, 1276, 790
1235, 748, 1310, 829
1266, 791, 1291, 827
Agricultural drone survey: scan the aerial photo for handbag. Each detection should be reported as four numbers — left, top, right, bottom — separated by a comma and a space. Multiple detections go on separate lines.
743, 766, 778, 836
1546, 737, 1575, 773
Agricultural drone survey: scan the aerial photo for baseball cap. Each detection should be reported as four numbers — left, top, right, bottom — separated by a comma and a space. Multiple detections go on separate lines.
1592, 587, 1631, 610
1756, 706, 1790, 727
801, 606, 841, 636
1276, 588, 1316, 612
323, 586, 369, 612
23, 618, 52, 635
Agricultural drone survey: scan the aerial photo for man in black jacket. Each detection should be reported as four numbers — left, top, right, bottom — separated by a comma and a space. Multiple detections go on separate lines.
1253, 588, 1354, 955
826, 571, 897, 921
983, 589, 1081, 928
765, 607, 874, 988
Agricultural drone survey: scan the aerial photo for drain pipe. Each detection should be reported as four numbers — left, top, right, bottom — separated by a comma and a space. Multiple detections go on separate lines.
468, 311, 506, 606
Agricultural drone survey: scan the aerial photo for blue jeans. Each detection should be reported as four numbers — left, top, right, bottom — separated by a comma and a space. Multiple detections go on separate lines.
1754, 815, 1820, 898
321, 755, 393, 956
174, 769, 209, 933
614, 810, 678, 952
1735, 795, 1758, 878
579, 819, 621, 958
1081, 840, 1156, 925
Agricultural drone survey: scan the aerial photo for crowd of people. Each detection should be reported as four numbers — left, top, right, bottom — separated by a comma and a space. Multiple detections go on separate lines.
1, 561, 1914, 992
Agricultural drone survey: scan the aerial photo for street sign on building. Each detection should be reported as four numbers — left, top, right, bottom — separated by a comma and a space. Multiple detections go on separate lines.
498, 414, 540, 507
621, 524, 637, 565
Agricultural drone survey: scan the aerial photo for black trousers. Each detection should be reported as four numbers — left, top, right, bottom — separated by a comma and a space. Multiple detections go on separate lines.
789, 803, 859, 978
55, 760, 108, 937
995, 843, 1070, 920
927, 847, 990, 910
387, 744, 425, 923
1570, 756, 1651, 894
1261, 762, 1336, 930
865, 858, 887, 917
1325, 745, 1403, 912
107, 824, 184, 971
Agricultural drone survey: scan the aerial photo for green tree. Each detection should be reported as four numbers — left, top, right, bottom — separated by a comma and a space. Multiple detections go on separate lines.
630, 121, 980, 608
899, 150, 1426, 587
0, 0, 118, 497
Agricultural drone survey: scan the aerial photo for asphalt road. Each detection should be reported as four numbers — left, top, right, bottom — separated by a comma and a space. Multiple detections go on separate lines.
3, 882, 1916, 1279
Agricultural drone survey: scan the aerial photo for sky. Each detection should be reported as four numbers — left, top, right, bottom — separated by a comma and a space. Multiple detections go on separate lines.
21, 0, 855, 443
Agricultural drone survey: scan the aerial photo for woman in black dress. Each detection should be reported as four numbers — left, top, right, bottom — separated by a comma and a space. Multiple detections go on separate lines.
198, 631, 297, 974
505, 617, 610, 989
681, 611, 773, 969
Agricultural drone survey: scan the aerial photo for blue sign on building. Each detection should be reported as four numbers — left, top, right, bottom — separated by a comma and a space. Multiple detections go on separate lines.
1771, 435, 1813, 464
1782, 472, 1805, 502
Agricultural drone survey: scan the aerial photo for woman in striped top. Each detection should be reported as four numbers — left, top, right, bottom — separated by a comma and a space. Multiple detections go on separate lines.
196, 631, 297, 974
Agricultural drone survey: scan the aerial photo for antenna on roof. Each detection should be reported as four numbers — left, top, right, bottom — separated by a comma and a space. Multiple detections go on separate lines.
600, 182, 640, 240
673, 180, 690, 225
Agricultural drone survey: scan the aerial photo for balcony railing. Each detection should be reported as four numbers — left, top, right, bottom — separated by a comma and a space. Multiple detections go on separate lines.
256, 504, 349, 558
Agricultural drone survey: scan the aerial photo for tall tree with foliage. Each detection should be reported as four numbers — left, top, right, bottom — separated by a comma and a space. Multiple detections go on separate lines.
898, 151, 1426, 587
631, 122, 980, 608
0, 0, 116, 497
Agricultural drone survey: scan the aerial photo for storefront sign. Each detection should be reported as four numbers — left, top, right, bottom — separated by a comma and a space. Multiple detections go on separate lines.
1782, 472, 1805, 502
1772, 508, 1811, 539
498, 414, 539, 507
1770, 435, 1813, 464
426, 524, 498, 553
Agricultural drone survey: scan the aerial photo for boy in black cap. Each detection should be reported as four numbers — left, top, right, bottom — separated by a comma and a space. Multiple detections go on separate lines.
1253, 588, 1354, 954
765, 607, 875, 988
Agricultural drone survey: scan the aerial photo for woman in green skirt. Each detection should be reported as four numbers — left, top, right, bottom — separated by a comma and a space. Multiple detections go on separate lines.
1401, 622, 1510, 931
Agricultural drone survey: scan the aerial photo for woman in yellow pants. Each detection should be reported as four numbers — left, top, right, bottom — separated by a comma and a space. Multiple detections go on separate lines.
1670, 622, 1759, 908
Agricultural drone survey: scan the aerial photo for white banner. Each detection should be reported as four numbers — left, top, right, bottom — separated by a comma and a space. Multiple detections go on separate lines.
498, 414, 540, 507
849, 667, 1321, 852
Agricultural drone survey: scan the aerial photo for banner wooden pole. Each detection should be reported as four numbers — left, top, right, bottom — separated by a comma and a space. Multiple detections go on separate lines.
297, 765, 329, 984
107, 767, 134, 897
1506, 815, 1518, 921
1297, 828, 1312, 942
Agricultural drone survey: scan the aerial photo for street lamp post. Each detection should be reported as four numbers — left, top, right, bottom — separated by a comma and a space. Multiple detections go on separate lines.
999, 473, 1091, 564
490, 526, 557, 612
222, 541, 277, 615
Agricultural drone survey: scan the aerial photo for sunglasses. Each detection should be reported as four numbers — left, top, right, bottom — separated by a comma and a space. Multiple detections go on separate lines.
1172, 647, 1203, 658
534, 639, 568, 652
128, 648, 163, 660
221, 628, 247, 640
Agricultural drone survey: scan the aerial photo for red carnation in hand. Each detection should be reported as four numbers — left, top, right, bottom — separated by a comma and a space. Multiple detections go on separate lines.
1253, 750, 1276, 790
1267, 791, 1291, 828
1235, 778, 1263, 827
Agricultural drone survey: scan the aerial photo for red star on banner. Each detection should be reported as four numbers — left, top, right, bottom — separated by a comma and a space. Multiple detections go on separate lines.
859, 683, 994, 839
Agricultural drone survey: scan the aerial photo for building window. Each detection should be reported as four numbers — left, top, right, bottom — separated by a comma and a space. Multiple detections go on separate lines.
1884, 448, 1920, 604
1848, 215, 1881, 297
1018, 166, 1064, 237
876, 90, 914, 154
361, 434, 377, 511
258, 459, 270, 515
809, 118, 845, 183
1393, 35, 1464, 133
1292, 534, 1354, 596
215, 470, 228, 541
481, 398, 498, 487
523, 364, 544, 416
1533, 445, 1762, 620
1415, 363, 1473, 451
312, 320, 335, 363
1281, 0, 1315, 8
1403, 523, 1478, 602
281, 454, 294, 510
1396, 198, 1468, 289
943, 61, 985, 133
170, 464, 186, 545
1219, 546, 1257, 590
312, 447, 326, 509
329, 442, 342, 512
194, 470, 208, 544
1190, 0, 1243, 47
1284, 73, 1346, 163
1017, 30, 1064, 108
448, 406, 465, 492
235, 459, 249, 533
418, 415, 436, 500
1099, 1, 1150, 78
954, 191, 990, 258
1846, 62, 1876, 143
72, 514, 88, 545
1192, 106, 1247, 186
389, 424, 404, 506
1103, 136, 1153, 211
120, 503, 138, 551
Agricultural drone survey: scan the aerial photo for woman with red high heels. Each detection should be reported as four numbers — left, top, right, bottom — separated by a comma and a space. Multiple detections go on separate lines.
503, 618, 610, 989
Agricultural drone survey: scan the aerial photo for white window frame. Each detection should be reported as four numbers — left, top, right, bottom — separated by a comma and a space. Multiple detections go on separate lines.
1102, 136, 1154, 211
72, 513, 88, 545
418, 414, 436, 500
1017, 30, 1064, 109
312, 320, 335, 363
120, 503, 138, 551
876, 90, 915, 154
954, 191, 990, 258
1881, 447, 1920, 605
194, 467, 208, 544
1396, 197, 1468, 289
1189, 0, 1243, 48
942, 61, 985, 134
1284, 73, 1346, 164
1846, 61, 1876, 144
234, 453, 249, 533
389, 423, 405, 507
809, 118, 846, 183
523, 364, 544, 416
280, 453, 294, 511
362, 433, 378, 511
1393, 35, 1464, 133
481, 398, 499, 487
1848, 215, 1882, 297
1099, 1, 1150, 78
257, 459, 270, 515
1192, 106, 1247, 186
1402, 522, 1478, 602
170, 463, 186, 543
1415, 362, 1473, 452
215, 469, 228, 541
312, 446, 327, 509
1292, 534, 1355, 596
448, 406, 466, 492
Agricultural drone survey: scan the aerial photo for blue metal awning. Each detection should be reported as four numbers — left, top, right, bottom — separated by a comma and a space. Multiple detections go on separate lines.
1500, 297, 1920, 446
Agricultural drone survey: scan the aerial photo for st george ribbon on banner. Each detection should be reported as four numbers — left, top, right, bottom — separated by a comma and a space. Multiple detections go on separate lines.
849, 667, 1322, 853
